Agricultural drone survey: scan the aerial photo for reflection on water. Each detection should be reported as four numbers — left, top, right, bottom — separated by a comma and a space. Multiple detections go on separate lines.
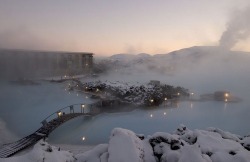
190, 102, 193, 109
224, 102, 228, 110
48, 100, 250, 145
1, 80, 250, 146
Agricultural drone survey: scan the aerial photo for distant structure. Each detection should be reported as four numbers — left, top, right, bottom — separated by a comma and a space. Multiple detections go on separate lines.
0, 49, 93, 79
149, 80, 161, 86
214, 91, 230, 101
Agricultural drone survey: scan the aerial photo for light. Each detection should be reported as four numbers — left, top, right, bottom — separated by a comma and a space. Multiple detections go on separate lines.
164, 97, 168, 101
177, 93, 180, 96
85, 96, 88, 99
225, 93, 229, 98
57, 111, 62, 117
82, 136, 86, 141
164, 112, 167, 115
76, 85, 78, 87
190, 93, 194, 96
86, 63, 88, 66
85, 87, 88, 89
64, 75, 67, 78
150, 114, 153, 118
225, 99, 228, 102
81, 104, 85, 108
150, 99, 154, 103
96, 88, 99, 92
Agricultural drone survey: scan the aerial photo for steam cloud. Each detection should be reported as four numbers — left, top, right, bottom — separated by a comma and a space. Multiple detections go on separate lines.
219, 6, 250, 49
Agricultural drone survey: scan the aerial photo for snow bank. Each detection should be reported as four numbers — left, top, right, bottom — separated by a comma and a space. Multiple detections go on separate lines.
1, 140, 75, 162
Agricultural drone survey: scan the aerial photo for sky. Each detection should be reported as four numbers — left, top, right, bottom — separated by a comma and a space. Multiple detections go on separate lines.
0, 0, 249, 56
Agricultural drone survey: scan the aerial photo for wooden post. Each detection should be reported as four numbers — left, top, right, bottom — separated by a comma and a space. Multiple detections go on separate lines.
41, 120, 47, 126
70, 105, 74, 113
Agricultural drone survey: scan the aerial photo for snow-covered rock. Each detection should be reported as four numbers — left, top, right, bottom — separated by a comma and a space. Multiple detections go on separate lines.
108, 128, 154, 162
2, 126, 250, 162
242, 136, 250, 151
75, 126, 250, 162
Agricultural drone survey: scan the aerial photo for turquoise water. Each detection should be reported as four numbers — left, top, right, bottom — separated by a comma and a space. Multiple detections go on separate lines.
0, 81, 93, 137
1, 68, 250, 145
48, 100, 250, 145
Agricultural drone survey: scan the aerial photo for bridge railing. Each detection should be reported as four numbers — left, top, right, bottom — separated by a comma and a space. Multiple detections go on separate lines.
41, 103, 100, 126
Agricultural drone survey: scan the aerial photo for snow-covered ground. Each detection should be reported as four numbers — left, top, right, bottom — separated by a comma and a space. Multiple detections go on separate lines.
2, 126, 250, 162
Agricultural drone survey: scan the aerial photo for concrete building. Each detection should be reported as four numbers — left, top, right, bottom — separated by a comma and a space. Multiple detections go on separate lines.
0, 49, 93, 79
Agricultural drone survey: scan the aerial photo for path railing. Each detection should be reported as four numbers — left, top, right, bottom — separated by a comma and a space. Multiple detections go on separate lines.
0, 103, 100, 158
41, 103, 100, 126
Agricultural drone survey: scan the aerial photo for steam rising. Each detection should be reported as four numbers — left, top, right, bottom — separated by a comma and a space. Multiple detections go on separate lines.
219, 6, 250, 49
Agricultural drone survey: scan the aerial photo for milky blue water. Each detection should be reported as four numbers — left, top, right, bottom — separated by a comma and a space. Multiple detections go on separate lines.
47, 100, 250, 145
0, 81, 93, 137
0, 68, 250, 145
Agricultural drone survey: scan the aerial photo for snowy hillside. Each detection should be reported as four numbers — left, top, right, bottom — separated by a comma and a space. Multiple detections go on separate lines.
96, 46, 250, 75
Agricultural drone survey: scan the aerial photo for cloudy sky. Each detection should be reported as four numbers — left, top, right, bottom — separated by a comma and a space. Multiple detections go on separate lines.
0, 0, 249, 56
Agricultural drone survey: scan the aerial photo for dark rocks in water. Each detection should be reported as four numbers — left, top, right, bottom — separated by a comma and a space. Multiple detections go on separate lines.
90, 95, 101, 99
80, 81, 189, 107
97, 99, 121, 107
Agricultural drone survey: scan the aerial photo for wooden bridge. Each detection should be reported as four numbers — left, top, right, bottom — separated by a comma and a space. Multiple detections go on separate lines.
0, 103, 99, 158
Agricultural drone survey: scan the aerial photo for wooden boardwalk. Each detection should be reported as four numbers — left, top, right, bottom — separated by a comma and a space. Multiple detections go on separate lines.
0, 104, 97, 158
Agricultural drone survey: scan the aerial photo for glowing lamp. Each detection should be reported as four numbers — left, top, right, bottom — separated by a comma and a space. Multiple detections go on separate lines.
57, 111, 62, 117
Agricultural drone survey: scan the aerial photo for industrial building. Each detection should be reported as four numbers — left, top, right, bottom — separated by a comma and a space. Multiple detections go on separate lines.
0, 49, 93, 79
